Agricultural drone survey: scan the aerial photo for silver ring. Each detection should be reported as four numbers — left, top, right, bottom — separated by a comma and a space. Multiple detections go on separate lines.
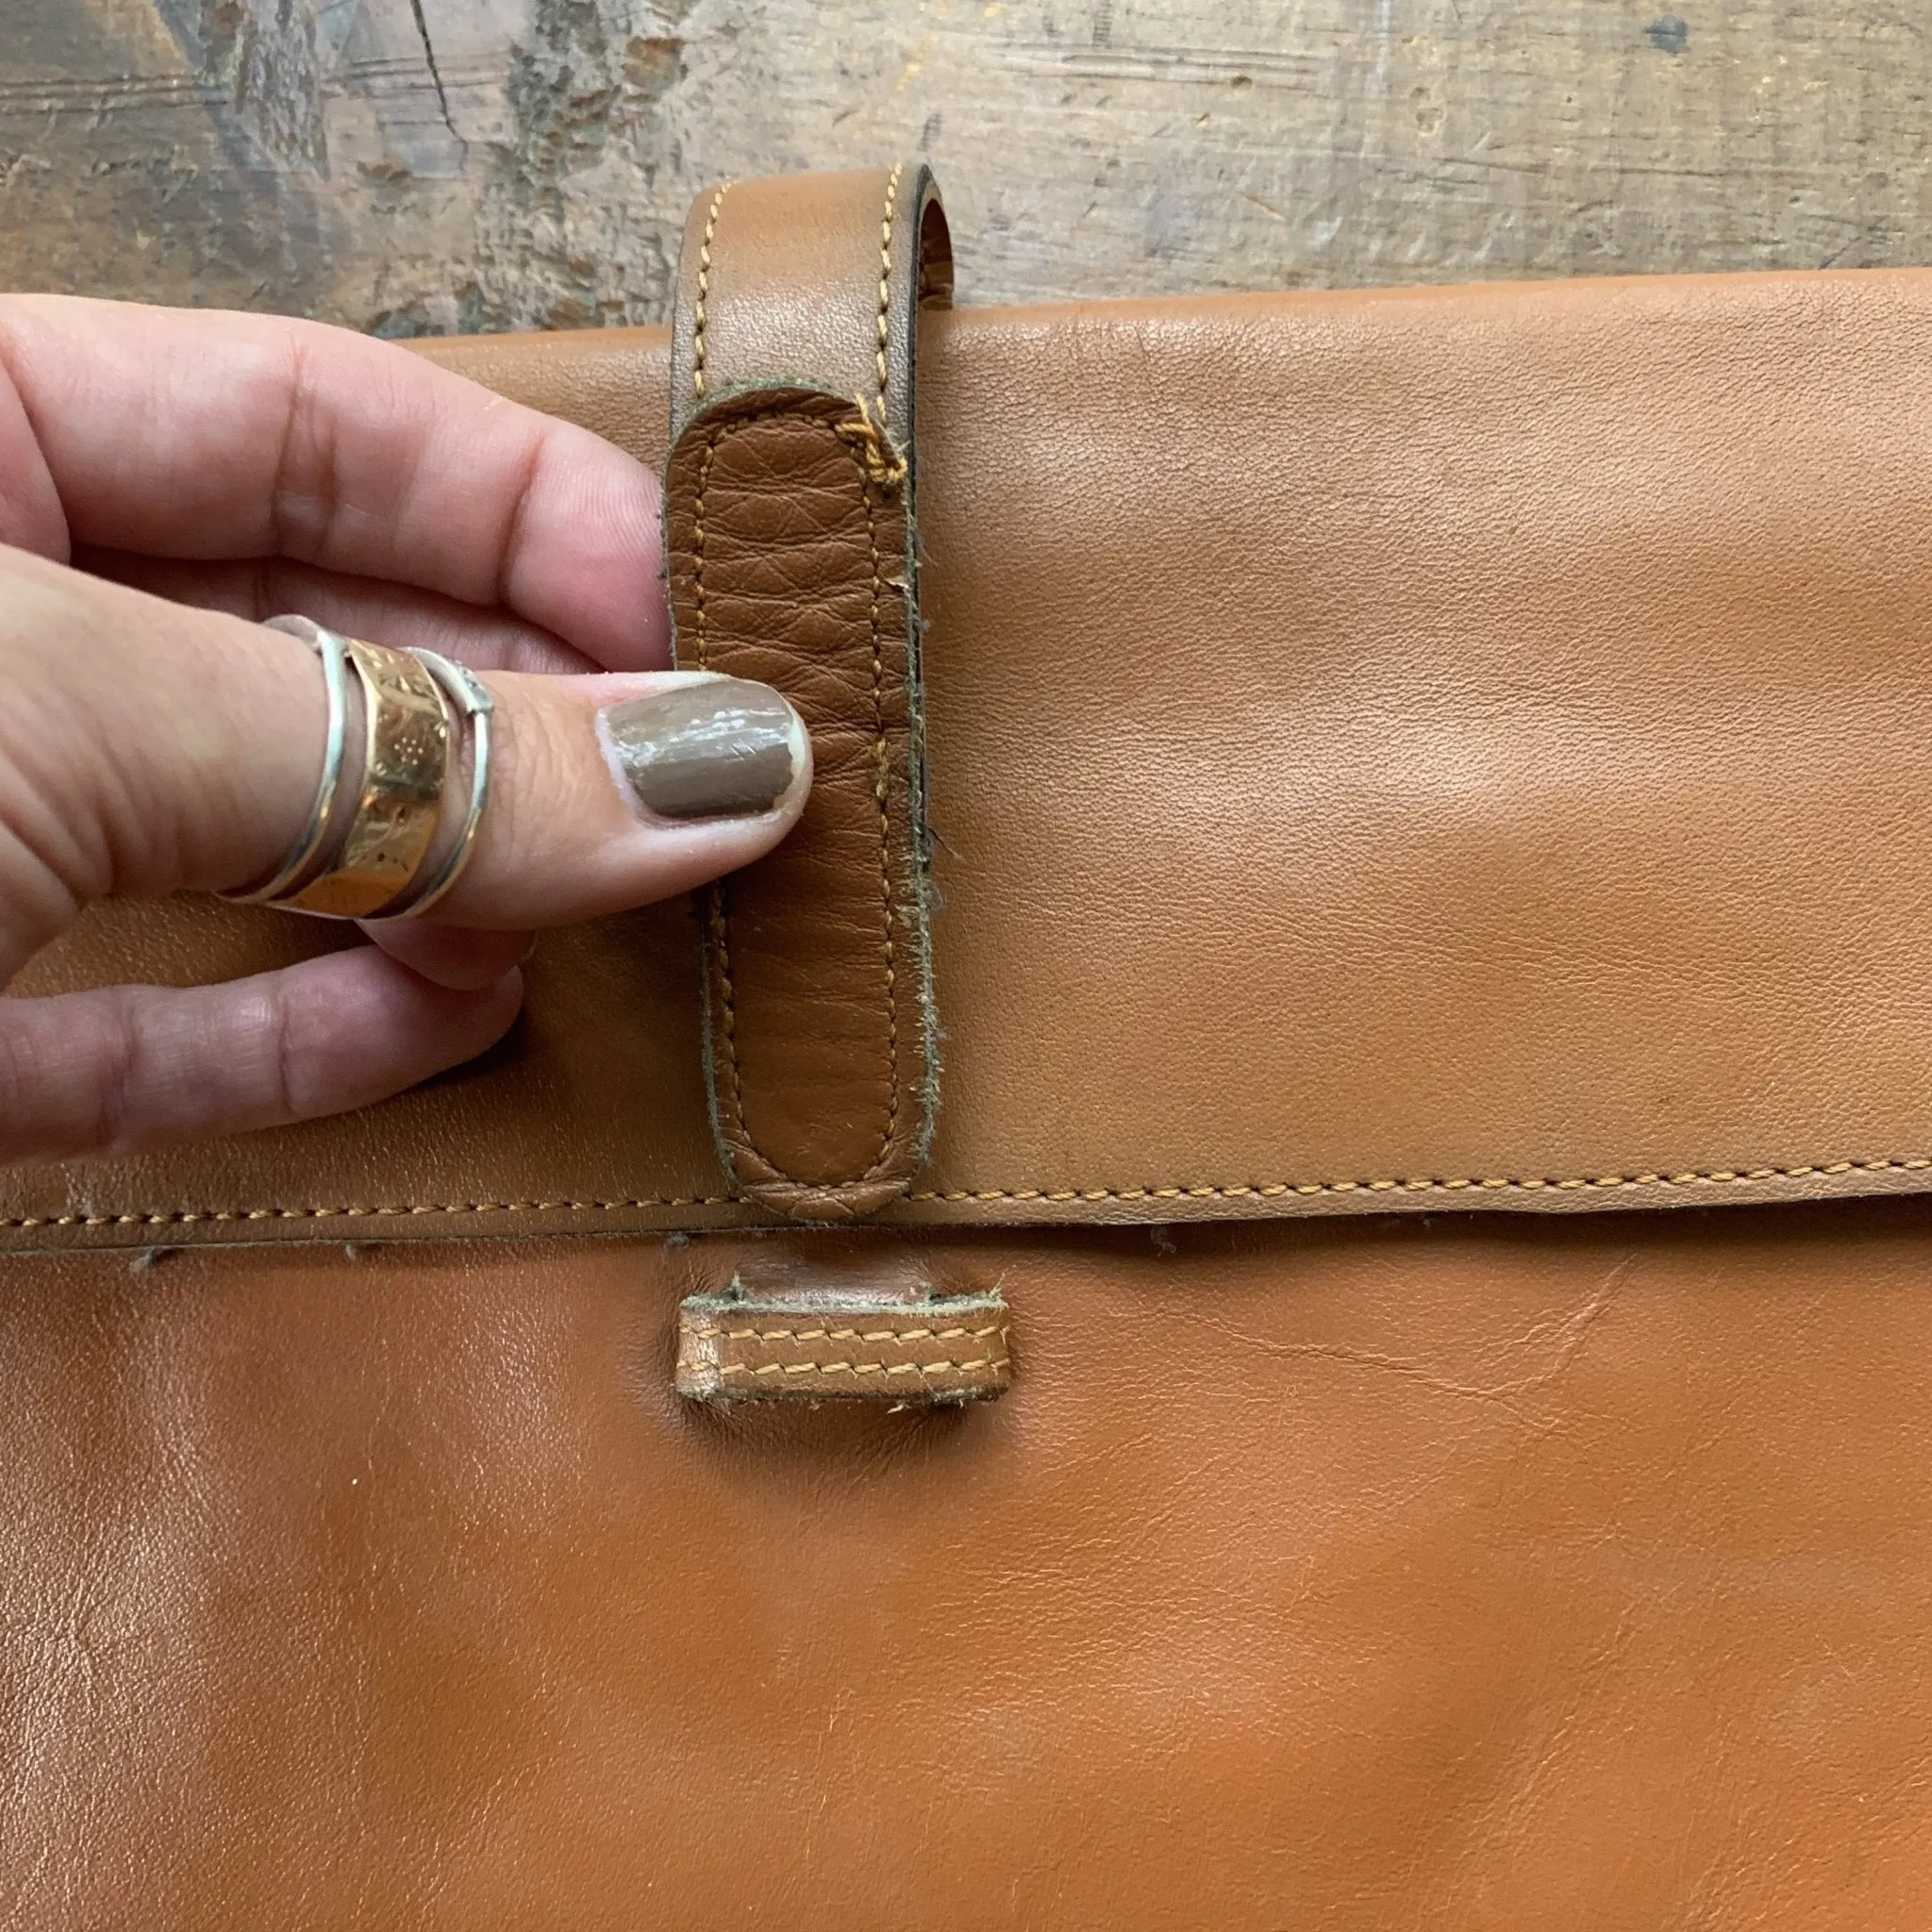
221, 616, 351, 906
372, 648, 495, 921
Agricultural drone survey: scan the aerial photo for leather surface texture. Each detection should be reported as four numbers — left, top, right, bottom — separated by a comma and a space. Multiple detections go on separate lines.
667, 164, 952, 452
14, 270, 1932, 1242
8, 1205, 1932, 1927
10, 228, 1932, 1931
662, 165, 949, 1219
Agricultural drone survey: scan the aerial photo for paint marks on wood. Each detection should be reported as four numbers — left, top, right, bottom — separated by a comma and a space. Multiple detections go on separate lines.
1, 1, 1925, 333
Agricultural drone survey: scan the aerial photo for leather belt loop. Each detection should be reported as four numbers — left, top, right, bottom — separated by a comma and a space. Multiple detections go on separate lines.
663, 165, 953, 1222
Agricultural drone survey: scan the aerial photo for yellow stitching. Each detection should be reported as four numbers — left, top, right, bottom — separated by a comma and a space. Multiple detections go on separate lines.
15, 1156, 1932, 1235
834, 393, 908, 491
0, 1196, 736, 1232
685, 1357, 1010, 1380
689, 1324, 1007, 1344
691, 182, 728, 402
904, 1157, 1932, 1205
874, 161, 903, 407
708, 878, 747, 1144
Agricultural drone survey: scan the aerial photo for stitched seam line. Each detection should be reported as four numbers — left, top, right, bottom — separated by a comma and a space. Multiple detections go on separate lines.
874, 161, 902, 408
684, 1357, 1009, 1380
0, 1197, 737, 1232
15, 1151, 1932, 1228
19, 1156, 1932, 1233
708, 879, 746, 1156
691, 182, 728, 402
905, 1157, 1932, 1203
689, 1324, 1006, 1343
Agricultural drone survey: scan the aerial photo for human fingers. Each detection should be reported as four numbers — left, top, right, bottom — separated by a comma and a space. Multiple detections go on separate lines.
356, 923, 536, 992
75, 548, 603, 675
0, 951, 523, 1165
0, 295, 667, 670
0, 546, 808, 1159
0, 547, 808, 958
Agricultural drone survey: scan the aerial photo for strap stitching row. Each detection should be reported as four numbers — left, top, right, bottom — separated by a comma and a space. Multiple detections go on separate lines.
691, 181, 728, 402
9, 1156, 1932, 1230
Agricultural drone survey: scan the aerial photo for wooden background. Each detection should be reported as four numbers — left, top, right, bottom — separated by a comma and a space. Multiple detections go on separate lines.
2, 0, 1930, 331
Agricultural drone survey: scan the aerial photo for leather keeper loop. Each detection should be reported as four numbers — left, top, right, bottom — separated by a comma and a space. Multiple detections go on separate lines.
664, 165, 953, 1222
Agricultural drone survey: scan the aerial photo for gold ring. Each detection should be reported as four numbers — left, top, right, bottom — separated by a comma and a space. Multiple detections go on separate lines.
373, 650, 495, 921
285, 637, 450, 919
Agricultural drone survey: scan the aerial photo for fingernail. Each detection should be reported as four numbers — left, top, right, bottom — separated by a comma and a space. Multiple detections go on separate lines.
604, 677, 803, 821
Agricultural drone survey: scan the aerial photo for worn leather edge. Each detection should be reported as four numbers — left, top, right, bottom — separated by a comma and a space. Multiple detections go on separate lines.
666, 385, 934, 1219
664, 166, 947, 1221
674, 1289, 1010, 1404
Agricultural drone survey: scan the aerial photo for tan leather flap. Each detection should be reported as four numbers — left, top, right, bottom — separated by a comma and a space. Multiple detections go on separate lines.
11, 267, 1932, 1247
662, 166, 951, 1221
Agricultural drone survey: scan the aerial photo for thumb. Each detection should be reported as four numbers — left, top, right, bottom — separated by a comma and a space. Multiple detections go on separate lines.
0, 545, 810, 1164
0, 544, 811, 933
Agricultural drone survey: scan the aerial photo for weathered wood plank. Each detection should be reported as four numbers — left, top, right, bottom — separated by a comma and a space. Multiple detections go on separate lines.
3, 0, 1930, 332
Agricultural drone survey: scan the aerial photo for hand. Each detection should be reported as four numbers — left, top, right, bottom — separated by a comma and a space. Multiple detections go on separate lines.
0, 297, 809, 1166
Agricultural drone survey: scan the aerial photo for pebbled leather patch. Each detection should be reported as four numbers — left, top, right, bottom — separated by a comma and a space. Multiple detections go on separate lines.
675, 1290, 1010, 1405
664, 387, 936, 1220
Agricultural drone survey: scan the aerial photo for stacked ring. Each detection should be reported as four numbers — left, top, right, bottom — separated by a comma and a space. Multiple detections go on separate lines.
221, 621, 352, 907
397, 651, 495, 921
221, 616, 496, 922
287, 634, 447, 919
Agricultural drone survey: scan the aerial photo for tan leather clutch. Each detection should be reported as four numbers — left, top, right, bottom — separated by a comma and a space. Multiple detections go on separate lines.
8, 165, 1932, 1925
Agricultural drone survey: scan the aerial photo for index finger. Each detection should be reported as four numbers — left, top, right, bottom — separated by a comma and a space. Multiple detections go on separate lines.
0, 295, 667, 672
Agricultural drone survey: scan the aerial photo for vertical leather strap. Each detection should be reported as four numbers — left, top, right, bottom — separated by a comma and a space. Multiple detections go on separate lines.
663, 165, 952, 1221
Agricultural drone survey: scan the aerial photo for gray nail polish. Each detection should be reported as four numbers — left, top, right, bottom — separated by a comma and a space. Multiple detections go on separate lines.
606, 677, 799, 821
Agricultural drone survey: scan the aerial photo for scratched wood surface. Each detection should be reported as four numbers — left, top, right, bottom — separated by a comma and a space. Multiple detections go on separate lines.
1, 0, 1929, 332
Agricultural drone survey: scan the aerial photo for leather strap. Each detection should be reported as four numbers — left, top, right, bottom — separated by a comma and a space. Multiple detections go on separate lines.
674, 1290, 1010, 1405
664, 166, 952, 1221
